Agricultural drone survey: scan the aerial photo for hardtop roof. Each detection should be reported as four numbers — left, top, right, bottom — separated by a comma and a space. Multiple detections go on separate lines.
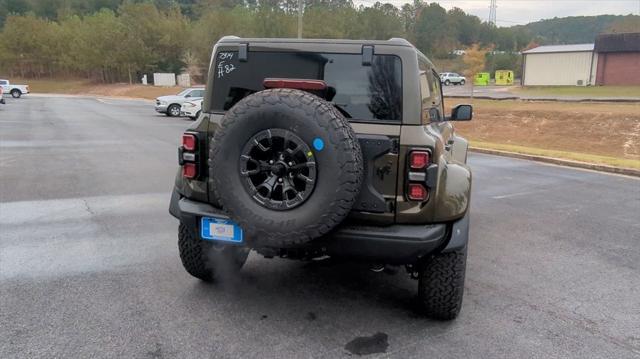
217, 36, 414, 47
215, 36, 437, 71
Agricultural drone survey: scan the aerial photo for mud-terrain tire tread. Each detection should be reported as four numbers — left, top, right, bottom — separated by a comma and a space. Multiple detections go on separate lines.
208, 88, 363, 247
178, 223, 248, 281
417, 246, 467, 320
178, 224, 213, 281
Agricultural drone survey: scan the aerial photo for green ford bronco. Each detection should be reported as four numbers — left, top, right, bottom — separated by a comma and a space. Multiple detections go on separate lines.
169, 37, 473, 320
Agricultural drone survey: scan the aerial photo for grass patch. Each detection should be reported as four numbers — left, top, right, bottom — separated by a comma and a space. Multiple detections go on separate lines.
14, 78, 93, 93
10, 77, 187, 100
470, 141, 640, 170
452, 99, 640, 165
512, 86, 640, 98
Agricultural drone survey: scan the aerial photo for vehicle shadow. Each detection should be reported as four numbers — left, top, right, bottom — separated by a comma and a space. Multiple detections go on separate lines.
177, 255, 460, 356
188, 254, 452, 324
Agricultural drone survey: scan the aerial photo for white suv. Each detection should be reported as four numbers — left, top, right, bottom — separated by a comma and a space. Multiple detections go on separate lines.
439, 72, 466, 86
155, 88, 205, 117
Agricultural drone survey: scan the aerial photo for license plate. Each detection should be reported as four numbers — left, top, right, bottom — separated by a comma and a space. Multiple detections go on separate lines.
200, 217, 243, 243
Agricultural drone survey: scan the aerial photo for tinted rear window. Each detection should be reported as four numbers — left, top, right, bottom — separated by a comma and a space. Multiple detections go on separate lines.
211, 51, 402, 122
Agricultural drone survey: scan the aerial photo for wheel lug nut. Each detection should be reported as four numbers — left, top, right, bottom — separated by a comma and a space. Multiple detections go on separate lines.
278, 178, 283, 182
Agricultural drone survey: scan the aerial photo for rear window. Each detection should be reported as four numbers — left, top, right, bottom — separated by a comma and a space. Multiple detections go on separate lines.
211, 51, 402, 122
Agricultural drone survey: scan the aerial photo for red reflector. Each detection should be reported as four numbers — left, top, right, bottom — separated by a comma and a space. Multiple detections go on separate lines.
410, 151, 429, 169
408, 184, 428, 201
182, 133, 197, 151
182, 163, 197, 179
263, 78, 327, 91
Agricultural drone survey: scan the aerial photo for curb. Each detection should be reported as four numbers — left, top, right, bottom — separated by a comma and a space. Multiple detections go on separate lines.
470, 147, 640, 177
445, 95, 640, 103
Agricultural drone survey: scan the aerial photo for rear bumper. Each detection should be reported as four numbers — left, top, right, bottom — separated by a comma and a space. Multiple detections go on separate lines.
169, 190, 469, 264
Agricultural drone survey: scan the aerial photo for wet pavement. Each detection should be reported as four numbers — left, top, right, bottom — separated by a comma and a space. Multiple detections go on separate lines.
1, 96, 639, 358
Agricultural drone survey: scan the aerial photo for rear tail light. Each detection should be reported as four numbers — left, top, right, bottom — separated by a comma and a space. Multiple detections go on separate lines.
182, 133, 197, 151
408, 184, 428, 201
409, 151, 429, 169
181, 132, 199, 179
182, 163, 197, 179
406, 149, 432, 202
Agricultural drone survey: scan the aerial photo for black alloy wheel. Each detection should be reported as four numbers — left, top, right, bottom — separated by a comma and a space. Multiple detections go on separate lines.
240, 128, 317, 210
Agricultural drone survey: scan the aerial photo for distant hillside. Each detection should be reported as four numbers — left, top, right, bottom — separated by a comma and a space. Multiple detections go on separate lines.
515, 15, 640, 44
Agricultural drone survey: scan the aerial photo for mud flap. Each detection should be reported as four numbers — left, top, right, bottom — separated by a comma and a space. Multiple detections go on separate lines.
442, 211, 470, 252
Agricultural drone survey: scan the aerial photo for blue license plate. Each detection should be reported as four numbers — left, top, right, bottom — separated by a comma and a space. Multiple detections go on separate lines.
200, 217, 243, 243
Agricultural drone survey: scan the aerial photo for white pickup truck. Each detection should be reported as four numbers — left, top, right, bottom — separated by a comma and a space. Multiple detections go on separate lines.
0, 79, 30, 98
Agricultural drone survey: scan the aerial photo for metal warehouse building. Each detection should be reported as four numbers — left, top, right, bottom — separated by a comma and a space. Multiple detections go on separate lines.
522, 44, 597, 86
595, 32, 640, 85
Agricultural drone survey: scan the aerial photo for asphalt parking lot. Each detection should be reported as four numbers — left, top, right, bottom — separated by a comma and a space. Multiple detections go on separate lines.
1, 96, 639, 358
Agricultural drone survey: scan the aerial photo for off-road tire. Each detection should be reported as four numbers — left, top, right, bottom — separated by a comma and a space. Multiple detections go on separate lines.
460, 79, 466, 86
11, 89, 21, 98
167, 104, 180, 117
444, 80, 451, 86
178, 223, 249, 282
417, 246, 467, 320
209, 88, 363, 247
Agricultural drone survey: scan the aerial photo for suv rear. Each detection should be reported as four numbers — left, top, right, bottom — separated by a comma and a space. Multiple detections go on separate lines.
169, 37, 472, 319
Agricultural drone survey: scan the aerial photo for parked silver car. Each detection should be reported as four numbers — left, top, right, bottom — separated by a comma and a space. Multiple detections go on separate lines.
439, 72, 466, 86
155, 88, 205, 117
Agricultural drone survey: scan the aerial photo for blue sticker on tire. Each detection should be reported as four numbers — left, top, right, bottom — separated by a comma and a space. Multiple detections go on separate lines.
201, 217, 243, 243
313, 137, 324, 151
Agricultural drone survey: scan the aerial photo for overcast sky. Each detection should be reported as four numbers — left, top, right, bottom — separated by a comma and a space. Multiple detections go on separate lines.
355, 0, 640, 27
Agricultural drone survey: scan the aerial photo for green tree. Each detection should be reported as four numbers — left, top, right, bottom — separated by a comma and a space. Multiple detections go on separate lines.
605, 16, 640, 33
463, 43, 491, 97
414, 2, 453, 57
355, 2, 403, 40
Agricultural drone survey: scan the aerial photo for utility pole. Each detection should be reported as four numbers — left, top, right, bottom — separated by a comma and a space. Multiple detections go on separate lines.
297, 0, 303, 38
489, 0, 497, 26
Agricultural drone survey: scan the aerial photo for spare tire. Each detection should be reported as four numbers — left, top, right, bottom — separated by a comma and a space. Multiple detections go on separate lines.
209, 88, 363, 247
